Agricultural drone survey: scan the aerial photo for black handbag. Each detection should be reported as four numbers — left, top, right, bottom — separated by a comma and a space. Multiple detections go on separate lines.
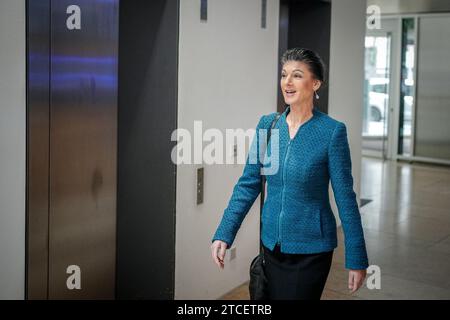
249, 112, 281, 300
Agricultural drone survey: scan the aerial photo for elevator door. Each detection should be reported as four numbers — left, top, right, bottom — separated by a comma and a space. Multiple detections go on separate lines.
48, 0, 118, 299
27, 0, 118, 299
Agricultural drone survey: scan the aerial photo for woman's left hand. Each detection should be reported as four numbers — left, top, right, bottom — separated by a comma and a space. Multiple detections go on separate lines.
348, 269, 367, 293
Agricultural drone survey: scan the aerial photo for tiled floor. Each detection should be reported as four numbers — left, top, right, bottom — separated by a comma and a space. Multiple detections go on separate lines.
220, 157, 450, 300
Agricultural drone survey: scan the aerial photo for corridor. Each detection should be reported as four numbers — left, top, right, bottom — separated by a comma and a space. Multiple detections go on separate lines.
221, 157, 450, 299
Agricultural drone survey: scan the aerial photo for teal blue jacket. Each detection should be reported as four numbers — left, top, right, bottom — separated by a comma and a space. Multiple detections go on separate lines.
212, 106, 369, 270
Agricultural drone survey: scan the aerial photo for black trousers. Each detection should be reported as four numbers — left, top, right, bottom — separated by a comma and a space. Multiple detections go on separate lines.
263, 244, 333, 300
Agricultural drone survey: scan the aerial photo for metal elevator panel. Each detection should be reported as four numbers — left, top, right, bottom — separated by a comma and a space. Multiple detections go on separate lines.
47, 0, 118, 299
27, 0, 177, 299
27, 0, 51, 300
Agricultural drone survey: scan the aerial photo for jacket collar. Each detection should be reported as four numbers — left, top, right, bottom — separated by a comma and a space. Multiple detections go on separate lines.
282, 105, 319, 127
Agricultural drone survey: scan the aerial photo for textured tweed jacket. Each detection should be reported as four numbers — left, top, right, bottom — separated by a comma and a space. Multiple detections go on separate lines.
212, 106, 369, 270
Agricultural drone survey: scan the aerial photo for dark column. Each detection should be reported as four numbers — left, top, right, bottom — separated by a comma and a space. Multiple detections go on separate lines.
116, 0, 179, 299
278, 0, 331, 114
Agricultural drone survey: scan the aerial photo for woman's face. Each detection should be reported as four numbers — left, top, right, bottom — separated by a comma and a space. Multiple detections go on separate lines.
280, 60, 321, 106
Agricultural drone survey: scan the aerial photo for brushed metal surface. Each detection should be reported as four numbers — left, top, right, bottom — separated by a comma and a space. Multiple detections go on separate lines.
26, 0, 50, 300
48, 0, 118, 299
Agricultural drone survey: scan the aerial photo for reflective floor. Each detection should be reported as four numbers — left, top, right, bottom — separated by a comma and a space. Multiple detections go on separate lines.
220, 157, 450, 300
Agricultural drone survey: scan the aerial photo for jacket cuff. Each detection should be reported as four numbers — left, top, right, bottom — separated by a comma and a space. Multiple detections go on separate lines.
211, 231, 233, 249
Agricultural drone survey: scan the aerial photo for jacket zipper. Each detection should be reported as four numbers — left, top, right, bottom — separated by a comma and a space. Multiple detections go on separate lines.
276, 110, 315, 246
277, 139, 291, 245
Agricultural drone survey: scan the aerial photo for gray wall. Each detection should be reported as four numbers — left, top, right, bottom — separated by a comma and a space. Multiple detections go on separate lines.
367, 0, 450, 15
415, 15, 450, 160
176, 0, 280, 299
328, 0, 367, 225
0, 0, 26, 300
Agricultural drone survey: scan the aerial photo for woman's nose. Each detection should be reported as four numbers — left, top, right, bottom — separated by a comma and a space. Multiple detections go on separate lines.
285, 75, 292, 84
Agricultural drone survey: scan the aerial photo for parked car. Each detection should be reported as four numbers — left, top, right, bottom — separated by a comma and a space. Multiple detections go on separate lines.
368, 78, 389, 122
367, 77, 412, 122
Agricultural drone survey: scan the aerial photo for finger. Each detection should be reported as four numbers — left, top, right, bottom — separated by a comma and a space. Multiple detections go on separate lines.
352, 274, 361, 293
212, 244, 221, 268
219, 243, 226, 263
211, 243, 217, 262
210, 243, 215, 261
219, 243, 226, 260
348, 272, 354, 291
351, 276, 358, 293
357, 275, 365, 292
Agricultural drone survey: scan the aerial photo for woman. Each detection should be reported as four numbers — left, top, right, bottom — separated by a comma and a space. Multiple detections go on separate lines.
211, 48, 368, 300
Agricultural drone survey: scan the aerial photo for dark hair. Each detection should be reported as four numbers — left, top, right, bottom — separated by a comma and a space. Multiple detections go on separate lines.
281, 48, 326, 83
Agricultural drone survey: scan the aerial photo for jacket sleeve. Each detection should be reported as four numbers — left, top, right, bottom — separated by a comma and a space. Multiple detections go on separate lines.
328, 122, 369, 270
211, 115, 268, 248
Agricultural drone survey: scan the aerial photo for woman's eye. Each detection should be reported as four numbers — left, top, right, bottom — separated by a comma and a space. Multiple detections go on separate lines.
294, 74, 302, 78
281, 74, 286, 78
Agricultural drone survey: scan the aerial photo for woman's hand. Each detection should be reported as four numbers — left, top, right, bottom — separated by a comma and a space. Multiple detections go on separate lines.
211, 240, 228, 269
348, 269, 367, 293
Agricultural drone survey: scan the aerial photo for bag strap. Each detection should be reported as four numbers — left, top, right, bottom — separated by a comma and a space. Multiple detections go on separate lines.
259, 112, 282, 262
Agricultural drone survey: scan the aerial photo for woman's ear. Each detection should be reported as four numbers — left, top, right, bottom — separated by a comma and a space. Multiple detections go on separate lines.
313, 80, 322, 92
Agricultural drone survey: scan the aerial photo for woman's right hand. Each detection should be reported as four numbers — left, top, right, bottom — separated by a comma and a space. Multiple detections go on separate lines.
211, 240, 228, 269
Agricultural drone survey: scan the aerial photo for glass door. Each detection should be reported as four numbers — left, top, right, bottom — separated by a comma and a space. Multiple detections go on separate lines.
363, 18, 400, 160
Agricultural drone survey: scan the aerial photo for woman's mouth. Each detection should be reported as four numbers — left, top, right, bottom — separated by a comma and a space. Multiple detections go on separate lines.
285, 90, 296, 97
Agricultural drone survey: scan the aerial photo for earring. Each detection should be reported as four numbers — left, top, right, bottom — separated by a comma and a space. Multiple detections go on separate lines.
315, 91, 320, 99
